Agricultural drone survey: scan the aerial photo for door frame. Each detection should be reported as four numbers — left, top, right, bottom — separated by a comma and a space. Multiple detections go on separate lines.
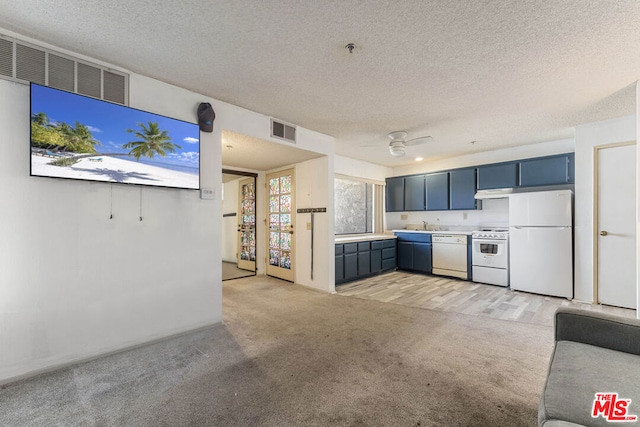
592, 140, 636, 305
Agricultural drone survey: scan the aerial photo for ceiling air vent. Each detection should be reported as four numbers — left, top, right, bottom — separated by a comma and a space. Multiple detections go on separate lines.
0, 34, 129, 105
16, 43, 45, 85
271, 119, 296, 143
0, 37, 13, 78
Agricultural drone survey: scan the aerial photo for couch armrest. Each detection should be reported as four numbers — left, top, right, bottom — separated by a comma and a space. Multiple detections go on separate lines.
555, 307, 640, 355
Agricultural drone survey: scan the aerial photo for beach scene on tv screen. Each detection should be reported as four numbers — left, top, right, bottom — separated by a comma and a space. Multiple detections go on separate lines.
30, 84, 200, 189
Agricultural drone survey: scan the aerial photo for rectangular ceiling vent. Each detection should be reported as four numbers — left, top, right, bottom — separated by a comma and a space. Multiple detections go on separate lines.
271, 119, 296, 143
0, 34, 128, 105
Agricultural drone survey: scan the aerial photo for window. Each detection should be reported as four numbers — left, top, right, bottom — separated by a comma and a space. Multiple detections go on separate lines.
334, 176, 383, 235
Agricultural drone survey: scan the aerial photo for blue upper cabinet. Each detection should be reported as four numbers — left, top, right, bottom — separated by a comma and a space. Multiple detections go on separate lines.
384, 153, 574, 213
476, 162, 518, 190
425, 172, 449, 210
404, 175, 426, 211
449, 168, 477, 210
519, 153, 574, 187
385, 177, 405, 212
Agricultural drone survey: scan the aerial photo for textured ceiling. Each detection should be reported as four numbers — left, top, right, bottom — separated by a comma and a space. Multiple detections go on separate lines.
1, 0, 638, 167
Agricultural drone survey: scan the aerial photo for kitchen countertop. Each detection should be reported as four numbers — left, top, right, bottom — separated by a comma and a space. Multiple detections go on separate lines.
392, 229, 475, 236
335, 233, 396, 244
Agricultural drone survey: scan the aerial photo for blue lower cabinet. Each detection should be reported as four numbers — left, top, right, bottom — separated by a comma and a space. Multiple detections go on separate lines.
335, 239, 397, 285
358, 251, 371, 276
397, 241, 413, 270
413, 242, 432, 273
381, 239, 396, 272
395, 232, 433, 274
371, 249, 382, 273
344, 252, 358, 280
335, 254, 344, 282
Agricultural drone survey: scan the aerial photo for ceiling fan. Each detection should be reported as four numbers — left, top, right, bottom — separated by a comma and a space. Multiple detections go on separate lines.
365, 131, 434, 157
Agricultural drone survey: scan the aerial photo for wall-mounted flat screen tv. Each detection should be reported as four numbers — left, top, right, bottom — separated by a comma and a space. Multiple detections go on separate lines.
30, 83, 200, 190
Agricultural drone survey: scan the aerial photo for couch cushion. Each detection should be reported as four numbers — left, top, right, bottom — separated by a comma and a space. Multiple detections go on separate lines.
540, 341, 640, 426
540, 421, 585, 427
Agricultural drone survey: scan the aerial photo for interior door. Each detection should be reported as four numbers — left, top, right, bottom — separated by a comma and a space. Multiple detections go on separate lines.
266, 169, 295, 281
237, 177, 256, 272
596, 142, 636, 309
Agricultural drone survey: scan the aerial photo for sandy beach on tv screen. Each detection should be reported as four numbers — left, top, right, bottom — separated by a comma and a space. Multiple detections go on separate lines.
31, 154, 198, 189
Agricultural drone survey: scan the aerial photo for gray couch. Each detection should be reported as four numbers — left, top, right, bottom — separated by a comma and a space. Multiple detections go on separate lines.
539, 307, 640, 426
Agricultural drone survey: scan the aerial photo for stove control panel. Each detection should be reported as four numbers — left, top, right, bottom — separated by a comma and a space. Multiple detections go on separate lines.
472, 231, 509, 240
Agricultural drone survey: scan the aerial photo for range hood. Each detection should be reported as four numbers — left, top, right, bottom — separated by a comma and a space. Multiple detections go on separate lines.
474, 188, 513, 199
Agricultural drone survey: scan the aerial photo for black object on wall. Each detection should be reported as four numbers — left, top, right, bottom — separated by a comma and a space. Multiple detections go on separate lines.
197, 102, 215, 132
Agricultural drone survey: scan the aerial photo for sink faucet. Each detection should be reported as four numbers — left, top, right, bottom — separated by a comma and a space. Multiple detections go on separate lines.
422, 221, 428, 231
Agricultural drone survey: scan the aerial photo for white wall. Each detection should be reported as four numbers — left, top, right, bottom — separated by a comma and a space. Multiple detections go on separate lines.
294, 156, 333, 292
221, 178, 240, 263
574, 114, 636, 303
0, 43, 336, 383
0, 77, 222, 383
386, 198, 509, 231
335, 155, 392, 183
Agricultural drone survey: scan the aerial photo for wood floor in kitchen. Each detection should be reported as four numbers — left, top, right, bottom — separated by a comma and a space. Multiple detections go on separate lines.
336, 270, 636, 327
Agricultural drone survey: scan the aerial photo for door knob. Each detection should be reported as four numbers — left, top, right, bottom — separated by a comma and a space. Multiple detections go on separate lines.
600, 230, 608, 236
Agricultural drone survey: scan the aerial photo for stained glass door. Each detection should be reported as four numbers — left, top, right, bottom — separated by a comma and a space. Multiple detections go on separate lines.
266, 169, 294, 282
237, 177, 256, 272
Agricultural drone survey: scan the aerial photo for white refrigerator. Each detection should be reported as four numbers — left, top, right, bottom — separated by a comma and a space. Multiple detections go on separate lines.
509, 189, 573, 298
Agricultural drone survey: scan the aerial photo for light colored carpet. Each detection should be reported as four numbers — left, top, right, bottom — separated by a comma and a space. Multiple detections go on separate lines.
0, 275, 555, 426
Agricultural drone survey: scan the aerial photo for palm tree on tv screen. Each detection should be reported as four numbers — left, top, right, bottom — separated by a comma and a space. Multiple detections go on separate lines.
31, 112, 98, 154
124, 121, 182, 160
58, 122, 99, 153
32, 111, 49, 126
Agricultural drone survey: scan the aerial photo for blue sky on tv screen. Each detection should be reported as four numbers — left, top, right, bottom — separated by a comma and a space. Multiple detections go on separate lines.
31, 84, 200, 171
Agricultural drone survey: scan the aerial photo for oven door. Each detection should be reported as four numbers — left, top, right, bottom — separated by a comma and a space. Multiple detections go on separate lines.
472, 238, 508, 269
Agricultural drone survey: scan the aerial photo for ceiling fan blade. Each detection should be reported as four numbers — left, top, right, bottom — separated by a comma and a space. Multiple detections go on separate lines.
404, 136, 433, 146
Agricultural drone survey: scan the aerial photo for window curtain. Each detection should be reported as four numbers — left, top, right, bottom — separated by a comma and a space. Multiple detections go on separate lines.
374, 184, 385, 233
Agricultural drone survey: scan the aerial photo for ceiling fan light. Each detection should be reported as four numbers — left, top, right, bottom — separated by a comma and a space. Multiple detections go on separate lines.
389, 145, 405, 157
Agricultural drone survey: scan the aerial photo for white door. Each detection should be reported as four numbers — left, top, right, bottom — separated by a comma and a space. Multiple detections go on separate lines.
266, 169, 295, 282
596, 143, 636, 309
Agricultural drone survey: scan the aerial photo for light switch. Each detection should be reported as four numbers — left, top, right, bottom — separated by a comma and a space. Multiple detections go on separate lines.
200, 188, 215, 200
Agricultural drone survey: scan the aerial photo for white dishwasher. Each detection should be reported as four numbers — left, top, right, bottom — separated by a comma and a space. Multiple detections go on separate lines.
432, 234, 468, 280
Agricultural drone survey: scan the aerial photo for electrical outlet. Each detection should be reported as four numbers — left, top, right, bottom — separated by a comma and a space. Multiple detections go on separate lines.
401, 214, 408, 220
307, 222, 312, 230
